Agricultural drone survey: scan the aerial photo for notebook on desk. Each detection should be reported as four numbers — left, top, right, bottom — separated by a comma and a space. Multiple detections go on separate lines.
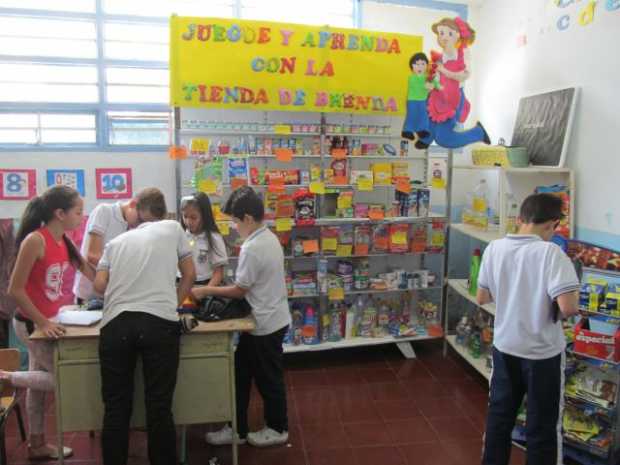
56, 310, 102, 327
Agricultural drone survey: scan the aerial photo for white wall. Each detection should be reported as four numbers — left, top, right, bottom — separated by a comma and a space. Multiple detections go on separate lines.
0, 152, 176, 217
473, 0, 620, 246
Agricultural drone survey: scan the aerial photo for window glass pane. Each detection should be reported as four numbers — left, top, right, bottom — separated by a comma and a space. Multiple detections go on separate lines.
104, 41, 168, 61
241, 0, 353, 26
0, 64, 97, 84
106, 67, 168, 86
0, 17, 96, 39
40, 114, 96, 129
107, 85, 168, 103
104, 22, 169, 44
0, 0, 95, 12
103, 0, 233, 17
41, 129, 96, 143
0, 83, 98, 103
0, 114, 38, 128
0, 129, 38, 144
108, 111, 170, 146
0, 37, 97, 58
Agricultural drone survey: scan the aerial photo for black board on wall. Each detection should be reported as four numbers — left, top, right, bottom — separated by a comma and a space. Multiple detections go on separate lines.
511, 87, 578, 167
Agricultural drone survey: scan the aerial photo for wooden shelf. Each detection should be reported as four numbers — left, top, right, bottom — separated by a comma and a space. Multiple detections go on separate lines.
453, 165, 573, 174
446, 335, 491, 380
284, 334, 439, 353
447, 279, 496, 316
450, 223, 502, 243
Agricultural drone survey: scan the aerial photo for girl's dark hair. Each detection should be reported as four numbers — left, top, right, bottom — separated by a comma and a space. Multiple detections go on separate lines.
16, 185, 82, 267
180, 192, 221, 249
409, 52, 429, 69
223, 186, 264, 222
519, 193, 564, 225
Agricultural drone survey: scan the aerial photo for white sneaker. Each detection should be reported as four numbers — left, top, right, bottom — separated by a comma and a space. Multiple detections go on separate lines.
205, 425, 246, 446
247, 427, 289, 447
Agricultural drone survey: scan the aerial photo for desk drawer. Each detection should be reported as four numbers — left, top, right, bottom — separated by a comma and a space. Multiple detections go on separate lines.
180, 332, 228, 355
58, 339, 99, 361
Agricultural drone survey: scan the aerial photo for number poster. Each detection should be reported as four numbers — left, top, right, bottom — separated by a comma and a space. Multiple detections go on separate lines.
95, 168, 133, 199
46, 169, 85, 196
0, 169, 37, 200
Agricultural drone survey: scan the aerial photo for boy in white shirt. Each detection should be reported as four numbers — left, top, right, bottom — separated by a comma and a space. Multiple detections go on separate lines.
73, 199, 139, 304
477, 193, 580, 465
193, 186, 291, 448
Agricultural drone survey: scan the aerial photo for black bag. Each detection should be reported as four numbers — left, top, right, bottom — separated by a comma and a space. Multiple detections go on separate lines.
195, 296, 252, 322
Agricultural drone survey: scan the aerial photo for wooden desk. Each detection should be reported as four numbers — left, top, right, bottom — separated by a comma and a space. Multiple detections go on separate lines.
32, 317, 255, 465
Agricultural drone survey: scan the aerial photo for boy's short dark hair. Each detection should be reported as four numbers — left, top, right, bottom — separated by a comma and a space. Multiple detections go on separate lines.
223, 186, 264, 222
136, 187, 167, 220
519, 193, 564, 225
409, 52, 429, 70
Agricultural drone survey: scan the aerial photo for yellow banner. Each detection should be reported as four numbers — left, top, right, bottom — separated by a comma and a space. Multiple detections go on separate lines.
170, 17, 423, 115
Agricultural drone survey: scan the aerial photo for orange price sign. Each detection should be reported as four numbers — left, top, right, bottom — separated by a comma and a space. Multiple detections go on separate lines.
368, 210, 385, 221
331, 148, 347, 160
275, 148, 293, 162
303, 239, 319, 254
395, 177, 411, 194
231, 177, 248, 190
168, 145, 188, 160
268, 178, 286, 193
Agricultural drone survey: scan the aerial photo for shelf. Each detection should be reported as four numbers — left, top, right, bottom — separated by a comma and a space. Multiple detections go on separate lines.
446, 335, 491, 380
450, 223, 503, 243
453, 165, 573, 174
326, 132, 396, 138
216, 215, 446, 227
180, 129, 321, 136
205, 154, 427, 160
564, 393, 616, 418
284, 333, 439, 353
286, 286, 442, 300
447, 279, 496, 316
288, 294, 320, 299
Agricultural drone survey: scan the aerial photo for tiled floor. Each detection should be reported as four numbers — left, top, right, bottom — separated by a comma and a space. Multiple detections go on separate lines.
2, 340, 562, 465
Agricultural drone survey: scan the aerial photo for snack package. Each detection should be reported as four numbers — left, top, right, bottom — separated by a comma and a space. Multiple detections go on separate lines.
389, 224, 409, 253
355, 203, 369, 218
321, 226, 340, 255
372, 163, 392, 185
410, 223, 428, 253
293, 189, 316, 222
580, 283, 607, 312
428, 221, 445, 253
372, 224, 390, 253
275, 194, 295, 218
350, 170, 373, 185
263, 192, 278, 220
227, 158, 248, 181
354, 225, 371, 256
392, 161, 409, 180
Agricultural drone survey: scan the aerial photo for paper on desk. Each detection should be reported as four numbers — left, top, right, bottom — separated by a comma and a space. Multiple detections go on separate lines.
56, 311, 102, 326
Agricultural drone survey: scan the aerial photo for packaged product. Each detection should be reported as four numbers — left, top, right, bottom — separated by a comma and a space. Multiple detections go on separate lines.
389, 224, 409, 253
372, 224, 390, 253
321, 226, 340, 255
371, 163, 392, 185
410, 223, 428, 253
354, 225, 371, 256
227, 158, 248, 180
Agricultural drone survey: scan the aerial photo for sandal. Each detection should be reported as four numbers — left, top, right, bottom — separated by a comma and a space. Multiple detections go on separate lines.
28, 445, 73, 460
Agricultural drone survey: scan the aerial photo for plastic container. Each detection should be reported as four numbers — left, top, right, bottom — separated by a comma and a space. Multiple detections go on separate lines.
507, 147, 529, 168
469, 249, 482, 296
472, 180, 489, 230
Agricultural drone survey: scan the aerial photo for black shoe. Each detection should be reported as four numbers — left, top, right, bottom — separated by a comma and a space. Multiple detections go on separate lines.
477, 122, 491, 145
401, 131, 415, 140
415, 140, 430, 150
415, 130, 430, 139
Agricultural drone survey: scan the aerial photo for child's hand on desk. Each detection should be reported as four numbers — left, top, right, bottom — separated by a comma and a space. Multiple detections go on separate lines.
40, 320, 66, 338
191, 286, 210, 301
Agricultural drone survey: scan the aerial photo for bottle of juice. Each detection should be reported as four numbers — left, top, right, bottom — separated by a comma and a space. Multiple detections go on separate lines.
472, 179, 489, 230
468, 249, 482, 296
456, 316, 468, 345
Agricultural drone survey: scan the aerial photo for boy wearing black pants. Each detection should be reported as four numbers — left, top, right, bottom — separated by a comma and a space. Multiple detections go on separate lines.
477, 194, 580, 465
193, 186, 291, 447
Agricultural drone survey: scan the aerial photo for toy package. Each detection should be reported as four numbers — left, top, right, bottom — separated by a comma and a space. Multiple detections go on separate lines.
293, 189, 316, 223
372, 224, 390, 253
321, 226, 340, 255
227, 158, 248, 181
389, 224, 409, 253
410, 223, 428, 253
428, 221, 445, 253
354, 225, 371, 256
354, 203, 369, 218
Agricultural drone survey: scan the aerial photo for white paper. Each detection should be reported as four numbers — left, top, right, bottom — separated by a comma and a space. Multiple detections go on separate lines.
56, 310, 102, 326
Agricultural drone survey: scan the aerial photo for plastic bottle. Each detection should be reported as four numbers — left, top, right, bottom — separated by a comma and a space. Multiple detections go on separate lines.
455, 316, 468, 345
346, 297, 365, 339
472, 179, 489, 230
359, 297, 377, 338
468, 249, 482, 296
506, 194, 519, 234
470, 329, 481, 359
376, 301, 390, 337
302, 305, 319, 345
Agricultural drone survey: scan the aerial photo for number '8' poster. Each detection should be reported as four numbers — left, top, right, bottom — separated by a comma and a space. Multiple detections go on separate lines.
95, 168, 133, 199
0, 169, 37, 200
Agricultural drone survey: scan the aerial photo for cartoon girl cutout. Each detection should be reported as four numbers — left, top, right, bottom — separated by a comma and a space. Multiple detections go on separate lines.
417, 17, 491, 150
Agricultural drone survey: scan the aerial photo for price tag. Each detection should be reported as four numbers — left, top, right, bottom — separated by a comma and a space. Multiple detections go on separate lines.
168, 145, 188, 160
431, 177, 446, 189
331, 148, 347, 160
309, 181, 325, 194
217, 221, 230, 236
274, 124, 292, 135
431, 232, 445, 247
198, 179, 217, 194
322, 237, 338, 251
395, 178, 412, 194
231, 177, 248, 190
328, 287, 345, 301
331, 176, 348, 185
368, 209, 385, 221
190, 138, 210, 154
336, 244, 353, 257
303, 239, 319, 254
275, 218, 294, 232
337, 196, 352, 209
357, 178, 373, 191
392, 231, 408, 245
275, 148, 293, 162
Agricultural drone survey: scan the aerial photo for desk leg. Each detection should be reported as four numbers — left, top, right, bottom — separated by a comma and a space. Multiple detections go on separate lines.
229, 334, 238, 465
54, 345, 64, 465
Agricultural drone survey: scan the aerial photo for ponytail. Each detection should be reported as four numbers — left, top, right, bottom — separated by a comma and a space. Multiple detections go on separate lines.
62, 234, 82, 268
16, 196, 48, 250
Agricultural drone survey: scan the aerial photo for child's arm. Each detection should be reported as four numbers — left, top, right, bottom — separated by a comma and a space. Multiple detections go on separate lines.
8, 233, 66, 338
206, 266, 224, 287
192, 284, 247, 300
86, 233, 105, 266
77, 255, 97, 281
556, 291, 579, 319
477, 288, 493, 305
177, 255, 196, 306
93, 269, 109, 295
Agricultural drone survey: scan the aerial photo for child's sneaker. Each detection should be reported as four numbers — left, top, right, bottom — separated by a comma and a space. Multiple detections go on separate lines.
247, 427, 289, 447
205, 425, 246, 446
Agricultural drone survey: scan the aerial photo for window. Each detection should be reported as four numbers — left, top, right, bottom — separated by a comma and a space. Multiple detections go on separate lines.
0, 113, 96, 145
0, 0, 95, 12
104, 22, 169, 61
102, 0, 234, 18
241, 0, 354, 28
108, 111, 170, 146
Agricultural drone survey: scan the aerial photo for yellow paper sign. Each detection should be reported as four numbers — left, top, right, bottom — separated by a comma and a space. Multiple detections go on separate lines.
337, 195, 352, 209
328, 287, 345, 301
357, 178, 374, 191
322, 237, 338, 251
217, 221, 230, 236
190, 138, 210, 153
392, 231, 408, 245
274, 124, 292, 134
198, 179, 217, 194
431, 177, 446, 189
309, 181, 325, 194
275, 218, 294, 232
336, 244, 353, 257
170, 17, 423, 115
431, 232, 445, 247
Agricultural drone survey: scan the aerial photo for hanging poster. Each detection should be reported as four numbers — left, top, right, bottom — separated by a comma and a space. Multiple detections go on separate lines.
169, 17, 423, 115
95, 168, 133, 199
0, 169, 36, 200
46, 169, 85, 196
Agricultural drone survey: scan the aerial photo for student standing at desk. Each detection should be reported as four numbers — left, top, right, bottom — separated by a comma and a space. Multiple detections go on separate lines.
93, 187, 195, 465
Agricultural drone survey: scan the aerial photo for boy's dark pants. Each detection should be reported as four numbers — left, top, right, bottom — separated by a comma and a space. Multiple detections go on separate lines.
235, 325, 288, 437
99, 311, 181, 465
482, 347, 563, 465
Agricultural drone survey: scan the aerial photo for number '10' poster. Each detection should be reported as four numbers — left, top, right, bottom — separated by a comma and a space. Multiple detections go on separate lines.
95, 168, 133, 199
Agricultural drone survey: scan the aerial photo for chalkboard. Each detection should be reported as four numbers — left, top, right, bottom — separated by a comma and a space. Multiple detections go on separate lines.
511, 87, 579, 167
